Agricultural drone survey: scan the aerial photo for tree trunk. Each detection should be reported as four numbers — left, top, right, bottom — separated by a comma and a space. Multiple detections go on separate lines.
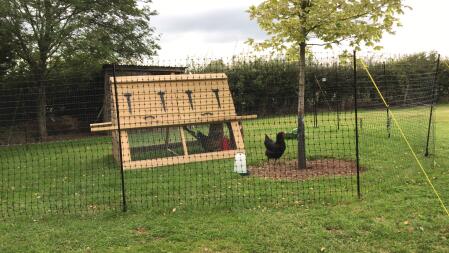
37, 82, 48, 141
297, 42, 307, 170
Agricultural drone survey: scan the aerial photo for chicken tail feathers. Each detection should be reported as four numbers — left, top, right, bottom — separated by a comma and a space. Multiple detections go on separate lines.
264, 134, 275, 150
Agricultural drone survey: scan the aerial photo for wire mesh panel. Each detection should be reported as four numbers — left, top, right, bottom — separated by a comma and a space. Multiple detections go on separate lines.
109, 59, 361, 211
0, 54, 440, 216
356, 56, 438, 196
0, 76, 123, 216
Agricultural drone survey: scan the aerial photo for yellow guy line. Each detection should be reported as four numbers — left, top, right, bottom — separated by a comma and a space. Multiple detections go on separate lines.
359, 60, 449, 218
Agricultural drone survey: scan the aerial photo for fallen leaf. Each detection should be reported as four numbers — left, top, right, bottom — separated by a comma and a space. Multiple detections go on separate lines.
134, 227, 148, 235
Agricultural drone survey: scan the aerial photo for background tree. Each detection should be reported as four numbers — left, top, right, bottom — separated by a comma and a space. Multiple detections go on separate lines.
248, 0, 407, 169
0, 19, 15, 78
2, 0, 159, 140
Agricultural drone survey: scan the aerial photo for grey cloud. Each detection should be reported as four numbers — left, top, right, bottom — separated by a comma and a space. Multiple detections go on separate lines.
153, 8, 267, 42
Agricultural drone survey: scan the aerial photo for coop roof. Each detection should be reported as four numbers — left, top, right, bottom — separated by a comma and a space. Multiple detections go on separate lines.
102, 64, 186, 75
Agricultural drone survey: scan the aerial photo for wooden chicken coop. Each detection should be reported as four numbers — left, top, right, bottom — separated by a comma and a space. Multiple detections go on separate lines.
101, 64, 186, 122
90, 73, 256, 170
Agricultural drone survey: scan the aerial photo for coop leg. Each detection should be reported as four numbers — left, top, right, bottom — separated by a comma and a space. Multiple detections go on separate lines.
119, 131, 132, 169
230, 121, 245, 151
179, 127, 189, 156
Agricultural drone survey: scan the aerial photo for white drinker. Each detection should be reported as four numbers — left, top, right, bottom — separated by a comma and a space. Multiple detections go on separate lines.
234, 152, 247, 175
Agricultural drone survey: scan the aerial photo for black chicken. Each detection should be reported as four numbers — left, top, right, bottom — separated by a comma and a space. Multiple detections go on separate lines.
264, 132, 286, 163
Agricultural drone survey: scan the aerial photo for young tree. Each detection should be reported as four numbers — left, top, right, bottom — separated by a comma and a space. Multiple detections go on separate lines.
2, 0, 159, 140
248, 0, 407, 169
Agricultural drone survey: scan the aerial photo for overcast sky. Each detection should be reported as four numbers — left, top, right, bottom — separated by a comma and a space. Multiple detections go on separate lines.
150, 0, 448, 60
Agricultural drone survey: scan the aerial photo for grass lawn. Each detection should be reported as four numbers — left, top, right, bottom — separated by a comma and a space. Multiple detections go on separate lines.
0, 105, 448, 252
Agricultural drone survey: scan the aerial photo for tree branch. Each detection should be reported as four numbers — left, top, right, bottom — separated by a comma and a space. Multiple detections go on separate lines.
21, 2, 41, 40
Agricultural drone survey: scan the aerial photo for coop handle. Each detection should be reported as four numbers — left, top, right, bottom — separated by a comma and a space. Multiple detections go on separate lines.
144, 115, 156, 120
201, 112, 213, 116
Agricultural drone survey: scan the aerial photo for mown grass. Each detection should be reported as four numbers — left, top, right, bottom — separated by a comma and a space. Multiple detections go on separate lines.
0, 105, 448, 252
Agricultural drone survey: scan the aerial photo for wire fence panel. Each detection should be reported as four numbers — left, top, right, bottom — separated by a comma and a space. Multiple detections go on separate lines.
0, 76, 123, 216
356, 56, 438, 197
111, 60, 360, 211
0, 54, 439, 216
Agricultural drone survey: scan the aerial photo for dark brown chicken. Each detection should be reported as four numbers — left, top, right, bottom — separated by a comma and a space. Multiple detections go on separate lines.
264, 132, 286, 162
184, 124, 230, 152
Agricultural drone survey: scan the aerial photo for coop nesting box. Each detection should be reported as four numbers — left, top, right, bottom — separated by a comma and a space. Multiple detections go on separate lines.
90, 73, 256, 170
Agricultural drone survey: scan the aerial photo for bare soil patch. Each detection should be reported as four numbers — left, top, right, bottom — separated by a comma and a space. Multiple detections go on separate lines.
249, 159, 362, 180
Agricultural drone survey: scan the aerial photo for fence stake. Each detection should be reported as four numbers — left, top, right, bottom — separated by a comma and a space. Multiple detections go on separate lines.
383, 62, 391, 138
353, 51, 361, 199
425, 54, 440, 157
112, 63, 128, 212
335, 62, 340, 130
313, 72, 318, 128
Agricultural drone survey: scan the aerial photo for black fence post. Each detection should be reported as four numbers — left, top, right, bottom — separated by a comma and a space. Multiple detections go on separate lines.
313, 73, 318, 128
353, 51, 361, 199
425, 54, 440, 157
335, 62, 340, 131
112, 64, 128, 212
383, 62, 391, 139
